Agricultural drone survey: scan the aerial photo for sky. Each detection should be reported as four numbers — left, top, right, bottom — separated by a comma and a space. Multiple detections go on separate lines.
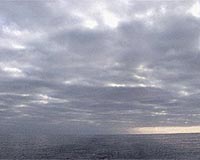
0, 0, 200, 135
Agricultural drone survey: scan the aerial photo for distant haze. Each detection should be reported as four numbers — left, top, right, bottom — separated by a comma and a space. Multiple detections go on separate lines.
129, 126, 200, 134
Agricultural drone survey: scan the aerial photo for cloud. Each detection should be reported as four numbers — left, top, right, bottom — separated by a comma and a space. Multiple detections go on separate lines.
0, 0, 200, 134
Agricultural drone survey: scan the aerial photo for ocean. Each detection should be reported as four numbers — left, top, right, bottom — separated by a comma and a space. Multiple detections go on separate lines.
0, 133, 200, 159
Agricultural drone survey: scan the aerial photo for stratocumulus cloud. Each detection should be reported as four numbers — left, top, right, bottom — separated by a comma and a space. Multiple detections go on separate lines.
0, 0, 200, 134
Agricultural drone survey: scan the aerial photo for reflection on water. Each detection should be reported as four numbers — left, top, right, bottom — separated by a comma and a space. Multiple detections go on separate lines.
0, 134, 200, 159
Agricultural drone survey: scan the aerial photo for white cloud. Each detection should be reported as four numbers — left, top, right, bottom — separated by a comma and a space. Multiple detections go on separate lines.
136, 64, 153, 73
35, 94, 69, 105
11, 43, 26, 50
134, 74, 146, 80
0, 65, 25, 78
101, 10, 120, 28
83, 19, 98, 29
187, 1, 200, 18
106, 83, 126, 87
179, 90, 190, 96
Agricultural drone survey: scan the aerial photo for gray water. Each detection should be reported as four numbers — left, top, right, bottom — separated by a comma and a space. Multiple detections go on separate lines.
0, 134, 200, 159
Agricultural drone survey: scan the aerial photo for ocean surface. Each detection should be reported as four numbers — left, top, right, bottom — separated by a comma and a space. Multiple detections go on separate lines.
0, 133, 200, 159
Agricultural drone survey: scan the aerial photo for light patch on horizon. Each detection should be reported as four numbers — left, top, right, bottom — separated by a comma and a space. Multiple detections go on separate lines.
129, 126, 200, 134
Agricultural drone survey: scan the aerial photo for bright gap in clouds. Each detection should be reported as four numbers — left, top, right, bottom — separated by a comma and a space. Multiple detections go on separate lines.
101, 10, 120, 28
188, 1, 200, 18
83, 19, 98, 29
129, 126, 200, 134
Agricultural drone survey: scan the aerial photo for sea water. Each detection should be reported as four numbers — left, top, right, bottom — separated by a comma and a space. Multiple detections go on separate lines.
0, 133, 200, 159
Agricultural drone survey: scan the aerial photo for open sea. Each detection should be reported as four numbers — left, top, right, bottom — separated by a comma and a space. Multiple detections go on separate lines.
0, 133, 200, 159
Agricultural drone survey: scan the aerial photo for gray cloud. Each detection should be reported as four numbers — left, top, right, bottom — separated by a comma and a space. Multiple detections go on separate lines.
0, 0, 200, 134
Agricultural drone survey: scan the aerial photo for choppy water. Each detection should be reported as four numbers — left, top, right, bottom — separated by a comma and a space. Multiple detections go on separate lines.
0, 133, 200, 159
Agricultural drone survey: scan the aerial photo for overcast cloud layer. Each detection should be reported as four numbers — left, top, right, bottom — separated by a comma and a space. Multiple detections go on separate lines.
0, 0, 200, 134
